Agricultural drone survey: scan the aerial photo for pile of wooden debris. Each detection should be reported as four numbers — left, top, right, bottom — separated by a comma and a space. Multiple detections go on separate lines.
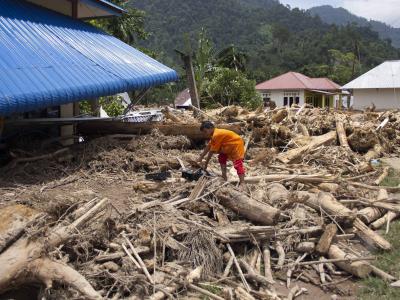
1, 105, 400, 299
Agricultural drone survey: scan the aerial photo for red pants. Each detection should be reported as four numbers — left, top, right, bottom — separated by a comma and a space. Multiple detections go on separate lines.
218, 153, 245, 175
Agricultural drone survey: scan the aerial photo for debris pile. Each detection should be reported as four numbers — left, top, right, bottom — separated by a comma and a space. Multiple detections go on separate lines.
1, 105, 400, 299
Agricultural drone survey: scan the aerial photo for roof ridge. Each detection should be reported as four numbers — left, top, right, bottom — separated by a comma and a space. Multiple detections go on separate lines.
291, 72, 312, 89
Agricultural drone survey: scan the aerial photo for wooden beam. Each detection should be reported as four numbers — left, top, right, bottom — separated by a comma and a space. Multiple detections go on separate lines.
78, 121, 242, 140
71, 0, 78, 19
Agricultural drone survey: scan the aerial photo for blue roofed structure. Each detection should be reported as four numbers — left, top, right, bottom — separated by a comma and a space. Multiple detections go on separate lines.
0, 0, 178, 117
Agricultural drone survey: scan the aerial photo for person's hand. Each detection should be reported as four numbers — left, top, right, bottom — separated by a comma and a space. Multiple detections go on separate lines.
196, 158, 203, 167
202, 162, 208, 171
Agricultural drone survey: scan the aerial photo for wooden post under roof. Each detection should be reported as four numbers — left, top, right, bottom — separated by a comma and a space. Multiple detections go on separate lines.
60, 103, 74, 146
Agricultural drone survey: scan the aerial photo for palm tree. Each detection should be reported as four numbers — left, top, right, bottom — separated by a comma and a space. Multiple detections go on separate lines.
90, 0, 147, 45
216, 45, 248, 72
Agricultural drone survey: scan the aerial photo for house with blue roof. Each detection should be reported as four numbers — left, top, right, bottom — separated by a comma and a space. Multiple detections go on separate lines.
0, 0, 178, 145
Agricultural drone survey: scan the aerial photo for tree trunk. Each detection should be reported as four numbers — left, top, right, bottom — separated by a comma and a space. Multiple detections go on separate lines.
328, 245, 372, 278
271, 109, 287, 123
0, 198, 108, 298
216, 187, 280, 225
78, 121, 242, 141
358, 207, 385, 224
297, 123, 309, 137
277, 131, 337, 164
315, 224, 337, 255
371, 211, 399, 230
353, 218, 391, 250
265, 183, 289, 205
231, 174, 335, 185
335, 117, 351, 150
0, 205, 41, 253
295, 191, 355, 224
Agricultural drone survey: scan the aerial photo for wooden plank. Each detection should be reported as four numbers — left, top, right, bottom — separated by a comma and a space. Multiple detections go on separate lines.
78, 121, 242, 140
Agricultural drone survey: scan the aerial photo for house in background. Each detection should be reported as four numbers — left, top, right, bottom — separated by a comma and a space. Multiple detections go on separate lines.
342, 61, 400, 110
174, 89, 192, 109
256, 72, 342, 108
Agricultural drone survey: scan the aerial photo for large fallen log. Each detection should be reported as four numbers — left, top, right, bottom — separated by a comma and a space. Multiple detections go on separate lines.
216, 187, 280, 225
328, 244, 372, 278
265, 183, 290, 205
230, 174, 335, 185
0, 205, 41, 253
294, 191, 355, 224
297, 123, 309, 137
315, 224, 337, 255
78, 121, 242, 141
0, 198, 108, 299
358, 206, 385, 224
371, 211, 399, 230
335, 117, 351, 150
295, 191, 391, 250
277, 131, 337, 164
353, 218, 391, 250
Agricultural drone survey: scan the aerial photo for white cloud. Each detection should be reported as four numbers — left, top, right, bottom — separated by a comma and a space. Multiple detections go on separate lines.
342, 0, 400, 26
280, 0, 400, 27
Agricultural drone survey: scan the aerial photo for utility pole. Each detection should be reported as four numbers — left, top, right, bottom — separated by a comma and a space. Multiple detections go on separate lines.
176, 50, 200, 111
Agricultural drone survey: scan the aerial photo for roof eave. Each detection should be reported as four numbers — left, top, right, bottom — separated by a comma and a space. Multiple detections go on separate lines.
82, 0, 126, 18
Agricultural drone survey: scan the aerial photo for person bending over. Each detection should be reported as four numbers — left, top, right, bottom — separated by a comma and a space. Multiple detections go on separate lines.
197, 121, 245, 186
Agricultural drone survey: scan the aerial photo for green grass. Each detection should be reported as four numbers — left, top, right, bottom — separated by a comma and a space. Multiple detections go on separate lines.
358, 221, 400, 299
199, 283, 223, 300
380, 168, 400, 187
359, 168, 400, 299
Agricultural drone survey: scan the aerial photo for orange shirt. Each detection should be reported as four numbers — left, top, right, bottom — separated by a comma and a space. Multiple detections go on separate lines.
209, 128, 245, 161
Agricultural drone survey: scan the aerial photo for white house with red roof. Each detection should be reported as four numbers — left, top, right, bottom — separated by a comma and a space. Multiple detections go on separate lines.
256, 72, 342, 108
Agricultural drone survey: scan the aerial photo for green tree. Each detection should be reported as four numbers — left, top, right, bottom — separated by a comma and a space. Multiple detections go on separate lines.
194, 28, 214, 94
90, 0, 147, 45
216, 45, 248, 72
271, 24, 290, 53
204, 68, 261, 109
328, 49, 360, 84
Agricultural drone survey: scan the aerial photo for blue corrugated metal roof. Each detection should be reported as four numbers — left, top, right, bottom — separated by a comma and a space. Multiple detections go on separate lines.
0, 0, 178, 117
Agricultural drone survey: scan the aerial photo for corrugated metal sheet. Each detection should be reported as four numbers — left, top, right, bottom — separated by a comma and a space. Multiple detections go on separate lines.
0, 0, 178, 117
256, 72, 340, 91
342, 61, 400, 90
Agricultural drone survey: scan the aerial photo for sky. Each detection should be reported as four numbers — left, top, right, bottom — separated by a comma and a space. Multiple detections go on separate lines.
280, 0, 400, 28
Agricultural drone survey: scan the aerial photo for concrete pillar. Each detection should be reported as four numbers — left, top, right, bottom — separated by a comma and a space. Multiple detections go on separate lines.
60, 103, 74, 146
322, 95, 326, 108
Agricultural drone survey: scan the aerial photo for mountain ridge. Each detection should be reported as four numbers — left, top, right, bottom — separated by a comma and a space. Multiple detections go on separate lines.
309, 5, 400, 48
129, 0, 400, 84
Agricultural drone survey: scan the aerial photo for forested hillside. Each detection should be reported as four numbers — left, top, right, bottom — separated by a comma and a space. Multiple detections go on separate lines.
129, 0, 399, 85
309, 5, 400, 48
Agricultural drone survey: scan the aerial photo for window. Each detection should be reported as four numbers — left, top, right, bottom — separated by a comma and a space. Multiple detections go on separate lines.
262, 92, 271, 101
283, 97, 288, 106
295, 97, 300, 104
289, 97, 294, 106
